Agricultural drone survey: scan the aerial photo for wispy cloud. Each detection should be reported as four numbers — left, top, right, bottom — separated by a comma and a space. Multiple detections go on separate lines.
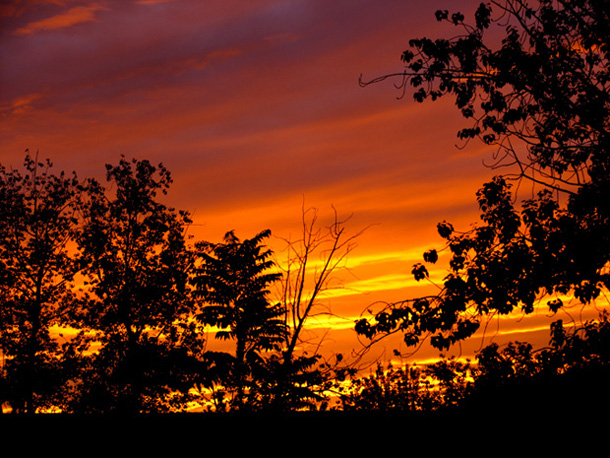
1, 93, 42, 115
14, 3, 107, 35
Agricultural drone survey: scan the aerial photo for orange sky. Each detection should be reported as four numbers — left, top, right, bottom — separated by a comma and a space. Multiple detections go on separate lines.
2, 0, 602, 369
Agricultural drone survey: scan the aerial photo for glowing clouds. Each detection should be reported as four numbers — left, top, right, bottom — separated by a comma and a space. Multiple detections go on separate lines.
14, 4, 108, 35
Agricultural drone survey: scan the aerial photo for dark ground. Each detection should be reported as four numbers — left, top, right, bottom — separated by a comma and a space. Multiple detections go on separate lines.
2, 369, 607, 454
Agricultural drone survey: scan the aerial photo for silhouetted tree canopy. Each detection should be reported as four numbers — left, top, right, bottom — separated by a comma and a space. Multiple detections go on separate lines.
0, 154, 84, 413
73, 157, 201, 414
0, 157, 361, 413
1, 147, 608, 416
357, 0, 610, 350
190, 212, 361, 412
192, 229, 287, 411
344, 313, 610, 414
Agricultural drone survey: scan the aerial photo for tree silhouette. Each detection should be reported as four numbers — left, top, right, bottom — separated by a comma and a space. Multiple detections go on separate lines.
0, 154, 84, 413
73, 157, 200, 414
192, 229, 287, 411
269, 206, 362, 411
461, 313, 610, 413
338, 358, 472, 412
357, 0, 610, 351
338, 362, 433, 412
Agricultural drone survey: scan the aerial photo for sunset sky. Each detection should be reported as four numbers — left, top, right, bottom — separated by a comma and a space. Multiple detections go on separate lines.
1, 0, 599, 368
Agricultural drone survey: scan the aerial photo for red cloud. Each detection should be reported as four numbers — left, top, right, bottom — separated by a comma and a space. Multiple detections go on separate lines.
14, 3, 107, 35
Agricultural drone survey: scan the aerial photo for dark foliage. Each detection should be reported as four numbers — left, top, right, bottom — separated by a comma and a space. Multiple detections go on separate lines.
357, 0, 610, 351
0, 156, 357, 414
0, 154, 84, 413
1, 151, 608, 415
72, 157, 202, 414
345, 313, 610, 414
338, 362, 436, 412
192, 229, 287, 411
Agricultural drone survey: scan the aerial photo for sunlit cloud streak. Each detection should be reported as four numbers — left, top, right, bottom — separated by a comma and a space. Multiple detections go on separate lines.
14, 3, 108, 35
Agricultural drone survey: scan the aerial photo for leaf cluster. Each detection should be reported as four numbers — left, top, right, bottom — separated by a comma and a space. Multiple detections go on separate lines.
357, 173, 609, 351
347, 314, 610, 413
361, 0, 610, 193
357, 0, 610, 352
